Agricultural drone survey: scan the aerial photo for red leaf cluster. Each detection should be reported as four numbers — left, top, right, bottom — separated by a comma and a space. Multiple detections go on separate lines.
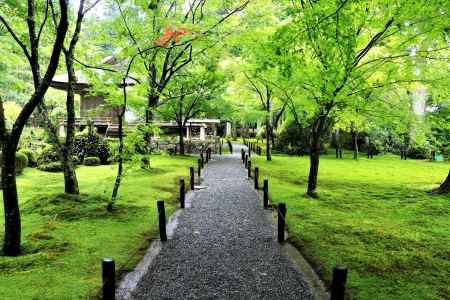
154, 27, 189, 48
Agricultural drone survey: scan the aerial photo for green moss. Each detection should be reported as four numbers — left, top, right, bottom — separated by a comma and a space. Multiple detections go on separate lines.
252, 152, 450, 300
0, 155, 196, 298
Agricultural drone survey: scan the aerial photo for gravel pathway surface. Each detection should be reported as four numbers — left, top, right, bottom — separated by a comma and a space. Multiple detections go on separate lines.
130, 145, 313, 299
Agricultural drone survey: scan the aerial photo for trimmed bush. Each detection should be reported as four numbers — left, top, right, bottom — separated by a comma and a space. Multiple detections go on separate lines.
83, 156, 101, 166
15, 152, 28, 174
19, 149, 37, 167
407, 145, 430, 159
37, 162, 63, 172
37, 145, 60, 165
74, 133, 110, 164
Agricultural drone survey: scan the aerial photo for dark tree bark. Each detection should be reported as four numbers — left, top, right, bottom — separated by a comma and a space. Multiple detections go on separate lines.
0, 0, 68, 256
307, 116, 326, 197
351, 128, 358, 160
178, 125, 185, 155
307, 134, 321, 197
434, 170, 450, 194
60, 0, 92, 195
111, 111, 124, 204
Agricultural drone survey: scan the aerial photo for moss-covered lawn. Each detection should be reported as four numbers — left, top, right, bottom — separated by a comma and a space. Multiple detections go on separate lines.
0, 154, 196, 299
252, 152, 449, 300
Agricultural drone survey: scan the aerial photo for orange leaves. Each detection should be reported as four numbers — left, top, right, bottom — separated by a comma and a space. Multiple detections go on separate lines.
154, 26, 189, 48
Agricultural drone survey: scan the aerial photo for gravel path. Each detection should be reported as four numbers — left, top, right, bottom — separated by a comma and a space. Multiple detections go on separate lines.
130, 145, 313, 299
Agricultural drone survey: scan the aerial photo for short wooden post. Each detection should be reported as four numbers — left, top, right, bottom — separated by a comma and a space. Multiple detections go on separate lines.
254, 167, 259, 189
263, 179, 269, 208
179, 178, 185, 209
241, 149, 245, 162
248, 160, 252, 178
245, 154, 248, 169
157, 201, 167, 241
219, 143, 222, 155
330, 265, 348, 300
200, 152, 204, 168
102, 258, 115, 300
277, 203, 286, 243
190, 167, 195, 190
339, 149, 342, 159
205, 150, 209, 163
197, 159, 201, 177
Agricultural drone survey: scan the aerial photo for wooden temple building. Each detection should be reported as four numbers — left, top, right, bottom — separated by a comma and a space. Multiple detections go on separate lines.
50, 59, 230, 140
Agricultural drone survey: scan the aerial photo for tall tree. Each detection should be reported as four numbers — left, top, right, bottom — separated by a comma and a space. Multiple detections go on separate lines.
102, 0, 249, 127
158, 57, 224, 154
0, 0, 69, 255
271, 0, 449, 196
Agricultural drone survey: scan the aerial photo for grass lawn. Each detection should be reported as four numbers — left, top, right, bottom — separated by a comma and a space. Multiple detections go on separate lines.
0, 154, 196, 299
251, 152, 450, 300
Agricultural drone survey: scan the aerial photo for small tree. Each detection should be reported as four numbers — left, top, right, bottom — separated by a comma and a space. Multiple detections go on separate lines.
0, 0, 69, 255
270, 0, 449, 196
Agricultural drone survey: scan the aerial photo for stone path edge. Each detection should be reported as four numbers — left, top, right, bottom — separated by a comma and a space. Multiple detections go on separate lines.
115, 188, 197, 300
251, 180, 329, 300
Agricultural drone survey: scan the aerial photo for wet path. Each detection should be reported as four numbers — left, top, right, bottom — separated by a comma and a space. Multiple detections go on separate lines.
129, 145, 313, 299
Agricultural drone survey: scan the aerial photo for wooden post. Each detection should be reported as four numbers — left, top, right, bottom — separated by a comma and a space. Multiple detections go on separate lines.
254, 167, 259, 189
263, 179, 269, 208
197, 159, 201, 177
219, 143, 222, 155
241, 149, 245, 162
245, 154, 248, 169
157, 201, 167, 242
277, 203, 286, 243
248, 160, 252, 178
190, 167, 195, 190
339, 149, 342, 159
205, 150, 209, 163
330, 265, 348, 300
179, 178, 185, 209
102, 258, 115, 300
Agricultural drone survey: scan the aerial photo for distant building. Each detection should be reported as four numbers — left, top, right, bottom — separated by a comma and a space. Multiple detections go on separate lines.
50, 61, 229, 140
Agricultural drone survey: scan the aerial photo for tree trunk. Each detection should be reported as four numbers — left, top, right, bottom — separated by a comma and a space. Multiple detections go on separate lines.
111, 114, 124, 203
307, 134, 320, 197
179, 125, 185, 155
60, 52, 79, 194
1, 146, 21, 256
434, 170, 450, 194
266, 118, 271, 161
352, 130, 358, 160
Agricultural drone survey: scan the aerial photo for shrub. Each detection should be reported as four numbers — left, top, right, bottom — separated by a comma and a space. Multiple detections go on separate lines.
37, 162, 63, 172
15, 152, 28, 174
37, 145, 60, 165
407, 145, 430, 159
19, 149, 37, 167
73, 133, 110, 164
83, 156, 101, 166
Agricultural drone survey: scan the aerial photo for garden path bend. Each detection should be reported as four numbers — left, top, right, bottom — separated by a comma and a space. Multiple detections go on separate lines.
130, 144, 313, 299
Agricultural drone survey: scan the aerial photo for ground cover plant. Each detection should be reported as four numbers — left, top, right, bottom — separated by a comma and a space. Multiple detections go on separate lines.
252, 152, 450, 300
0, 155, 195, 298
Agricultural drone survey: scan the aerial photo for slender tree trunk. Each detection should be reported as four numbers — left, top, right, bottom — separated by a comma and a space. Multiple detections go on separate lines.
307, 134, 320, 197
434, 170, 450, 194
1, 145, 21, 255
266, 117, 271, 161
1, 0, 68, 255
179, 125, 185, 155
111, 113, 124, 204
307, 116, 327, 197
352, 130, 358, 160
